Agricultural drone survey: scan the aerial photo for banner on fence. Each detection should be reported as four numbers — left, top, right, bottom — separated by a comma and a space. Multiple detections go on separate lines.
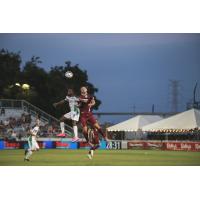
163, 142, 200, 151
55, 141, 78, 149
128, 141, 200, 151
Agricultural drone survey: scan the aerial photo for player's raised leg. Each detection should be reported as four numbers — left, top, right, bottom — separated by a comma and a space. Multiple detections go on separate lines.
93, 122, 108, 141
57, 116, 66, 137
71, 108, 80, 142
88, 113, 108, 142
72, 120, 79, 142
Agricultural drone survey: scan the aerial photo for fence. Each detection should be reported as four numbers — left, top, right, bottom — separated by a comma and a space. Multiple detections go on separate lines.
1, 139, 200, 152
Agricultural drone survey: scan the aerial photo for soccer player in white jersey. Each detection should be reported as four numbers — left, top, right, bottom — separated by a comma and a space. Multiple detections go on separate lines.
53, 88, 80, 142
24, 115, 40, 161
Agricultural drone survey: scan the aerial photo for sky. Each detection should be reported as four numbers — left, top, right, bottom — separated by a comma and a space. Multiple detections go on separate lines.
0, 33, 200, 123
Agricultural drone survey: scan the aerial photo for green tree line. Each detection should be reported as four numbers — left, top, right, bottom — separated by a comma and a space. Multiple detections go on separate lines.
0, 49, 101, 118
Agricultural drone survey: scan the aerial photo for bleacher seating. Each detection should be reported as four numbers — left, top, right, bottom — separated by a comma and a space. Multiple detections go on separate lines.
0, 99, 76, 140
0, 108, 25, 121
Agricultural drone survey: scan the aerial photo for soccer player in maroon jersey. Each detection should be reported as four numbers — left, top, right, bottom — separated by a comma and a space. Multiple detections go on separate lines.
87, 126, 100, 159
79, 86, 108, 156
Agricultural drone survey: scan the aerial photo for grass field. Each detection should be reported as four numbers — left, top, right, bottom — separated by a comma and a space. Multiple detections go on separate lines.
0, 149, 200, 166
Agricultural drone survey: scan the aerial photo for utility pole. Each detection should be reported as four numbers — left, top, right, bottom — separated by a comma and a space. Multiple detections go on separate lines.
152, 104, 155, 113
133, 104, 136, 113
193, 82, 198, 106
169, 80, 181, 112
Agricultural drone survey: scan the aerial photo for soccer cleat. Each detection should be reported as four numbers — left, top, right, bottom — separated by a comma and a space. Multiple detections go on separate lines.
71, 137, 80, 142
56, 133, 66, 137
24, 158, 30, 162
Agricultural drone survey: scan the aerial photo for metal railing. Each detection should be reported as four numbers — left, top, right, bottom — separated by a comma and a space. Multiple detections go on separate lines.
93, 112, 179, 117
0, 99, 22, 109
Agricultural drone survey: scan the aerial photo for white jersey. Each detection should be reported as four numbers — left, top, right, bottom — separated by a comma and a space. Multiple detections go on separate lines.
65, 96, 79, 112
27, 126, 40, 150
64, 96, 80, 122
31, 126, 39, 140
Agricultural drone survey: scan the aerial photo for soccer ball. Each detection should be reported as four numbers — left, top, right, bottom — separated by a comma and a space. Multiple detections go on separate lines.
65, 71, 73, 79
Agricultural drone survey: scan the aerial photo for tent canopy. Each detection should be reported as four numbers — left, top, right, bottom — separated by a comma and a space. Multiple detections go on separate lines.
107, 115, 162, 132
142, 109, 200, 132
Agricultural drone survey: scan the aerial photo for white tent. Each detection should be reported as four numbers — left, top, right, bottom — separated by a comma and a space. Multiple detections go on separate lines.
107, 115, 163, 132
142, 108, 200, 132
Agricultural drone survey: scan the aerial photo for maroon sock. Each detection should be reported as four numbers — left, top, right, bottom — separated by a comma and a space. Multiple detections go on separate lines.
83, 131, 89, 142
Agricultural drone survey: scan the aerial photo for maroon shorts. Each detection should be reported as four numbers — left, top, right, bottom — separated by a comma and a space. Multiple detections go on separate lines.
80, 112, 97, 127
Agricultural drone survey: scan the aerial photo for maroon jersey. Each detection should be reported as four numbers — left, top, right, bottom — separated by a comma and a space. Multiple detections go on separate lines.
79, 95, 94, 113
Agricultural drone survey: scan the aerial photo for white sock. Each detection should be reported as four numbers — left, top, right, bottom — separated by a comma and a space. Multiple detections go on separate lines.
73, 126, 78, 138
25, 150, 32, 159
60, 122, 65, 134
91, 150, 94, 157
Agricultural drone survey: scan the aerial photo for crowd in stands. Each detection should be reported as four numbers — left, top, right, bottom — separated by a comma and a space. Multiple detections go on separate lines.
147, 132, 200, 141
0, 108, 59, 140
0, 107, 5, 116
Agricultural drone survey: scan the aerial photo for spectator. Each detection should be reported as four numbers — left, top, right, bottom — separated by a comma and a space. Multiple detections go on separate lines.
18, 133, 22, 140
25, 114, 32, 124
3, 119, 9, 126
21, 113, 26, 123
9, 130, 17, 141
0, 107, 5, 116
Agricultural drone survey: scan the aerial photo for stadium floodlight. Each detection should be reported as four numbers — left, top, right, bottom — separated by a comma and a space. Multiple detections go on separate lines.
22, 83, 30, 90
15, 83, 21, 87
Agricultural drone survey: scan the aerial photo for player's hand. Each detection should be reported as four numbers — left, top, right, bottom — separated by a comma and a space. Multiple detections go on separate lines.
88, 103, 93, 108
89, 99, 95, 107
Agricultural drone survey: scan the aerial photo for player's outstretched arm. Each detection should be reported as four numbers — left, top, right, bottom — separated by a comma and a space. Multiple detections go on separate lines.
79, 98, 88, 103
53, 100, 65, 108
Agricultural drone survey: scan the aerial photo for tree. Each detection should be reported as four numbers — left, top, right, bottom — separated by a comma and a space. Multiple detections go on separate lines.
0, 49, 21, 97
21, 56, 49, 109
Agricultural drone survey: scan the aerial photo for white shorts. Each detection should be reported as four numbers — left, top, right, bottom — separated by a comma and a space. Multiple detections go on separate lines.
64, 111, 80, 122
28, 138, 40, 151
